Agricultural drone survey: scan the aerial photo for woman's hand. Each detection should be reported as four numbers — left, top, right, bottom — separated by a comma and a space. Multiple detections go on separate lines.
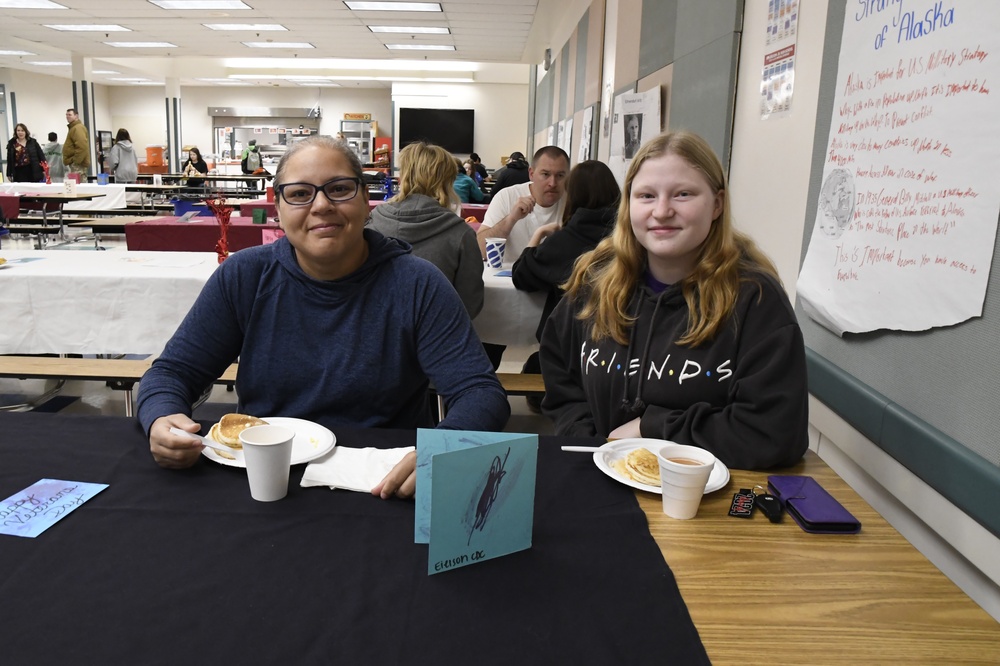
527, 221, 560, 247
608, 417, 642, 440
149, 415, 205, 469
370, 450, 416, 500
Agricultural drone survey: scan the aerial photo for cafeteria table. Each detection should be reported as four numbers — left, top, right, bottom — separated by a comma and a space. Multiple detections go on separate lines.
0, 181, 126, 211
4, 191, 106, 239
124, 215, 285, 252
1, 412, 996, 664
0, 413, 709, 665
0, 250, 218, 355
474, 262, 545, 347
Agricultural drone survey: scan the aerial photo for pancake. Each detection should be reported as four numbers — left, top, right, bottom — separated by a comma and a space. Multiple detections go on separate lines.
622, 447, 660, 486
212, 413, 268, 449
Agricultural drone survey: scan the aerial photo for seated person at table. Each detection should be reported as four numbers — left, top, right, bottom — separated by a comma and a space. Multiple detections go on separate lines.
539, 131, 808, 470
476, 146, 569, 262
137, 135, 510, 497
512, 160, 620, 404
181, 147, 208, 190
369, 142, 484, 317
454, 159, 486, 204
489, 151, 531, 198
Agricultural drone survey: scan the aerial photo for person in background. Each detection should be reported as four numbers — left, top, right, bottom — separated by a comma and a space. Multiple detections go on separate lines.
489, 151, 530, 198
107, 128, 139, 184
476, 146, 569, 262
241, 139, 263, 190
512, 160, 621, 410
369, 143, 485, 318
62, 108, 90, 177
42, 132, 65, 183
182, 147, 209, 190
454, 158, 486, 204
469, 152, 489, 184
137, 135, 509, 498
539, 131, 808, 470
5, 123, 46, 182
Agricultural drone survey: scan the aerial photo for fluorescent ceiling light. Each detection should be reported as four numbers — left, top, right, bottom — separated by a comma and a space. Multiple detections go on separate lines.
110, 77, 152, 82
149, 1, 249, 9
93, 69, 120, 74
204, 24, 286, 31
242, 42, 314, 49
27, 61, 71, 66
325, 75, 473, 82
386, 44, 454, 50
0, 1, 66, 8
368, 26, 449, 34
46, 24, 130, 31
0, 50, 37, 56
345, 2, 441, 11
105, 42, 177, 48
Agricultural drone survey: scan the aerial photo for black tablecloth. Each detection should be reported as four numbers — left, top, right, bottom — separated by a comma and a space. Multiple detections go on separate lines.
0, 412, 708, 665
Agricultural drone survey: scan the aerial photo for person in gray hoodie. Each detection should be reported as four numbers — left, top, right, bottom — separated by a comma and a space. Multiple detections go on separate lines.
107, 128, 139, 183
42, 132, 65, 182
369, 141, 484, 318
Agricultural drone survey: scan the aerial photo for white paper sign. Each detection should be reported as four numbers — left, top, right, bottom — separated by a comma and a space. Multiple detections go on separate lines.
797, 0, 1000, 335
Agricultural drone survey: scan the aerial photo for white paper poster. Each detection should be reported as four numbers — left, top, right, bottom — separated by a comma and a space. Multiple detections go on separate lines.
578, 106, 594, 163
610, 87, 661, 185
761, 0, 800, 119
797, 0, 1000, 335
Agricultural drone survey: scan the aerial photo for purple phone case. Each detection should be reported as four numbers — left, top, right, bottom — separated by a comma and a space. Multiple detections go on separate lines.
767, 475, 861, 534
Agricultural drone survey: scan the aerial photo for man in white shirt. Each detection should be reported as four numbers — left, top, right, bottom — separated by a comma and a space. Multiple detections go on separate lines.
476, 146, 569, 261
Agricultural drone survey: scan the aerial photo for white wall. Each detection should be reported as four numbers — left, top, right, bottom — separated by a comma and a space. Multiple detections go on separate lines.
729, 0, 1000, 621
391, 82, 529, 171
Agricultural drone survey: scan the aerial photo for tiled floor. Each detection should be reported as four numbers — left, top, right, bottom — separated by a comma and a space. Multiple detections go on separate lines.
0, 229, 553, 435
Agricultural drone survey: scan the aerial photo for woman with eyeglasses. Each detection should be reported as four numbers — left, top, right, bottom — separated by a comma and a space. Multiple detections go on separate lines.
137, 135, 510, 498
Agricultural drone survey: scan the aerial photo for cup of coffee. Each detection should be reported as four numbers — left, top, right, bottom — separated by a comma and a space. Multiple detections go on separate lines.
240, 425, 295, 502
656, 443, 717, 519
485, 237, 506, 268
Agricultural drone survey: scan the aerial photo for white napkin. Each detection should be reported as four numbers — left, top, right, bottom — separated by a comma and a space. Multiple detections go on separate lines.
300, 446, 414, 492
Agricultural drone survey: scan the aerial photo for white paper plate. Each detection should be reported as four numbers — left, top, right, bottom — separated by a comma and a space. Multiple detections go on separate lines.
593, 438, 729, 495
201, 416, 336, 468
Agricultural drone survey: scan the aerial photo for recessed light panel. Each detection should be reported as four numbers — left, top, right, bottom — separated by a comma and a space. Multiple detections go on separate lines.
0, 1, 67, 8
0, 50, 37, 56
368, 26, 449, 34
149, 1, 250, 9
242, 42, 314, 49
46, 25, 130, 31
203, 24, 286, 31
386, 44, 454, 50
345, 2, 441, 11
105, 42, 177, 48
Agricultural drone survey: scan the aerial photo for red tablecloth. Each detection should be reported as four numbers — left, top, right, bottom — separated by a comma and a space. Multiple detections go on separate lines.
238, 199, 489, 222
125, 216, 284, 252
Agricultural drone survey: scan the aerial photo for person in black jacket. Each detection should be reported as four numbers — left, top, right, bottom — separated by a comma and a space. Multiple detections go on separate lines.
539, 131, 808, 470
512, 160, 620, 342
489, 151, 530, 197
5, 123, 47, 182
511, 160, 620, 410
181, 146, 209, 191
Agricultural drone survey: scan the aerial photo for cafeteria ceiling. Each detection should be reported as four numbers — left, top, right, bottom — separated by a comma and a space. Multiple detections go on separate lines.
0, 0, 589, 88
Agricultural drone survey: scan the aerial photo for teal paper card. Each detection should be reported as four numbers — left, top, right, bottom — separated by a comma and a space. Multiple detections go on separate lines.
0, 479, 109, 538
426, 437, 537, 575
414, 428, 529, 543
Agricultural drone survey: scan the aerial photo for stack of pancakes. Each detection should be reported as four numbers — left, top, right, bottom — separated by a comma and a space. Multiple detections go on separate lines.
208, 413, 268, 459
612, 447, 660, 486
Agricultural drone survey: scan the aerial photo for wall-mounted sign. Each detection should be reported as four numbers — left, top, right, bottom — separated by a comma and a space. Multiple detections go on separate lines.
344, 113, 372, 121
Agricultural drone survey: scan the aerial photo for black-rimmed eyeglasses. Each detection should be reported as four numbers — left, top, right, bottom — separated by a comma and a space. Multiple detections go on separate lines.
276, 177, 362, 205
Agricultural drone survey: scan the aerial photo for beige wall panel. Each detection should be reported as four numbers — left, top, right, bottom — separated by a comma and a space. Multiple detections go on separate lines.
613, 0, 643, 86
637, 63, 673, 135
583, 0, 607, 107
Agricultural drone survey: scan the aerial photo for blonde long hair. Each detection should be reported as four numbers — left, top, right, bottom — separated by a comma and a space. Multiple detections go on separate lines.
392, 142, 459, 209
563, 131, 779, 347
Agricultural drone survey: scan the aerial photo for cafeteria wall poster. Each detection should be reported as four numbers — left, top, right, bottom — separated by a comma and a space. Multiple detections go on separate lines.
797, 0, 1000, 335
609, 87, 661, 186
